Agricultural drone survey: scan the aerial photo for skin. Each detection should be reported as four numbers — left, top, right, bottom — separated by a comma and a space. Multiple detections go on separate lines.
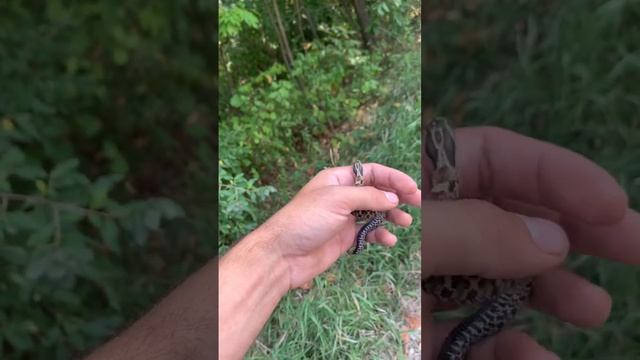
88, 261, 218, 359
424, 126, 640, 360
87, 163, 420, 360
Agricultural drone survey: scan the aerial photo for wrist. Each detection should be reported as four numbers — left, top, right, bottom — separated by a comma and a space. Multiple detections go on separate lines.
226, 225, 291, 293
218, 227, 291, 359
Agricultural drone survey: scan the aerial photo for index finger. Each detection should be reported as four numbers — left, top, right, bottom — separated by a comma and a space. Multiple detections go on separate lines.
428, 126, 628, 225
307, 163, 421, 207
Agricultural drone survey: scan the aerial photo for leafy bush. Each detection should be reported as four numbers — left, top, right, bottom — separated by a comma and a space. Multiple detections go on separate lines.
0, 125, 186, 357
218, 161, 276, 248
221, 28, 382, 175
0, 1, 214, 358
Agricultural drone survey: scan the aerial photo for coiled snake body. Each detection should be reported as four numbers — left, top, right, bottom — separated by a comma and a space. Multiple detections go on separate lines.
350, 161, 386, 255
423, 118, 533, 360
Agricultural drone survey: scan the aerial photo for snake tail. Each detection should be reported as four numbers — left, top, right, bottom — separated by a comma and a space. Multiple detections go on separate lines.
437, 282, 531, 360
350, 214, 384, 255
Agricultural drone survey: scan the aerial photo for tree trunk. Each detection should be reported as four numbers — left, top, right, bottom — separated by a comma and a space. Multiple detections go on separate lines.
272, 0, 295, 68
294, 0, 307, 50
264, 0, 293, 73
351, 0, 375, 51
264, 0, 305, 92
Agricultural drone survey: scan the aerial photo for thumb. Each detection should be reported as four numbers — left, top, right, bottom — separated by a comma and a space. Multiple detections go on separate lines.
329, 185, 399, 213
423, 199, 569, 278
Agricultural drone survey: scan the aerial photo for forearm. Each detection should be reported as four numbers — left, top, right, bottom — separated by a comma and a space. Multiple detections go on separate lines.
218, 226, 290, 359
87, 260, 217, 359
86, 226, 289, 360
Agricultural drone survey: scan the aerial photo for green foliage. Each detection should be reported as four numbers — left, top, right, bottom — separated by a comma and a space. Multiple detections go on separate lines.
219, 3, 260, 40
371, 1, 419, 42
221, 29, 381, 174
218, 161, 276, 248
0, 0, 214, 358
0, 136, 185, 357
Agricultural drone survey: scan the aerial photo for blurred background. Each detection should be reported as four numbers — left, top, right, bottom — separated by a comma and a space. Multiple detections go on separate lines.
424, 0, 640, 358
0, 1, 215, 358
219, 0, 421, 358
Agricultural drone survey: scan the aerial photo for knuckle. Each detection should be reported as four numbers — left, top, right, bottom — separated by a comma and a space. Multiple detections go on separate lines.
460, 199, 529, 243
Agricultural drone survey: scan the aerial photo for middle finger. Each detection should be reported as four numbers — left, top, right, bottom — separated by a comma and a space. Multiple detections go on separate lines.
497, 198, 640, 265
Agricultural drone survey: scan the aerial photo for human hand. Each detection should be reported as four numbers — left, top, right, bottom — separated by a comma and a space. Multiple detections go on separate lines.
260, 163, 421, 290
423, 126, 640, 359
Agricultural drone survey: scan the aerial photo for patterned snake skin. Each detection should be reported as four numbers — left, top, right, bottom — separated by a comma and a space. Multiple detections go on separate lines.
422, 118, 533, 360
350, 161, 386, 255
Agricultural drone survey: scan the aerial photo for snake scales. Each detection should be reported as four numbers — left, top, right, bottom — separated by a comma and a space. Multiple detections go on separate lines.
350, 160, 386, 255
422, 118, 533, 360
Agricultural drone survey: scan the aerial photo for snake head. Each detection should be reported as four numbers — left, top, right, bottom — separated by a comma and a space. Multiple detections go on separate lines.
425, 117, 456, 168
352, 160, 364, 186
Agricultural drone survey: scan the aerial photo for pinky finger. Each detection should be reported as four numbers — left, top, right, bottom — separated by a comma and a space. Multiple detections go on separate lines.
366, 227, 397, 247
473, 330, 559, 360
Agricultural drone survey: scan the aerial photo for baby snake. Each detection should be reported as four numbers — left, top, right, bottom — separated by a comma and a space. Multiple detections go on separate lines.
350, 160, 386, 255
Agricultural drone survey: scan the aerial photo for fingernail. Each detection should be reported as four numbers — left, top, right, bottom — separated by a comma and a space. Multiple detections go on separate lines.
384, 191, 399, 204
519, 215, 568, 254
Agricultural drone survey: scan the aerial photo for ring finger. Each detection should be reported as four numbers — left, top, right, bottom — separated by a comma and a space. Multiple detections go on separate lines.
427, 268, 611, 328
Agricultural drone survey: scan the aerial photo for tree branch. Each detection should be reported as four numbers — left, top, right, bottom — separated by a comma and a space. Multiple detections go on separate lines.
0, 192, 117, 219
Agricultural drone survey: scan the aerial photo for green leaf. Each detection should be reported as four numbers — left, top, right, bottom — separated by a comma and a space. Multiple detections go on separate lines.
4, 322, 33, 351
50, 159, 79, 179
230, 95, 243, 108
3, 211, 41, 233
90, 174, 124, 209
153, 198, 185, 219
35, 179, 47, 194
26, 223, 54, 247
0, 146, 25, 166
0, 245, 28, 265
15, 164, 46, 180
143, 209, 161, 230
100, 218, 120, 253
102, 141, 129, 174
0, 177, 10, 191
219, 5, 260, 39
